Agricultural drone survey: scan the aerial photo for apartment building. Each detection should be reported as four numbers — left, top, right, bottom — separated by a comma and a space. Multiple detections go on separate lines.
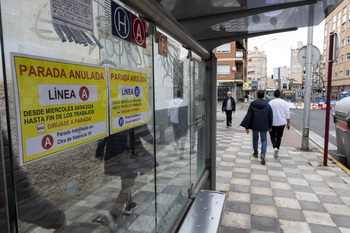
214, 40, 247, 101
247, 47, 267, 91
324, 0, 350, 99
290, 41, 304, 90
273, 66, 290, 90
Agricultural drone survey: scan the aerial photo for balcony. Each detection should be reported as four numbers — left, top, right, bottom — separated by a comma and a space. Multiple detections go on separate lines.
235, 49, 245, 63
235, 72, 243, 80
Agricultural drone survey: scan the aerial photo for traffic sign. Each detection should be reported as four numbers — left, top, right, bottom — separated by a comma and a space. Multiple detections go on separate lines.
333, 33, 340, 61
311, 103, 318, 110
297, 45, 320, 66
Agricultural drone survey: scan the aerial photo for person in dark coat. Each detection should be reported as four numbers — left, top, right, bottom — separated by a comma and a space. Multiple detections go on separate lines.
95, 124, 156, 231
0, 131, 66, 233
240, 90, 273, 165
222, 91, 236, 128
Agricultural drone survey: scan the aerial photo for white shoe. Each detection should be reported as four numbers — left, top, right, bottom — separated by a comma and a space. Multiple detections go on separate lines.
104, 211, 117, 231
274, 148, 279, 158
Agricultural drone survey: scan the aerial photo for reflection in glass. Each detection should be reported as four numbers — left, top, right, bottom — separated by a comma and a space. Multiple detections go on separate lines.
0, 131, 67, 233
94, 125, 156, 232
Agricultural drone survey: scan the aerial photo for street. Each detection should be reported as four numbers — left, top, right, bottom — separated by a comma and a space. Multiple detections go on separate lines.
289, 108, 337, 148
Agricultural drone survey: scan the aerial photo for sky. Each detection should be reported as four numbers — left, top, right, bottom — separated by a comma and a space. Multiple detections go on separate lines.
248, 20, 325, 76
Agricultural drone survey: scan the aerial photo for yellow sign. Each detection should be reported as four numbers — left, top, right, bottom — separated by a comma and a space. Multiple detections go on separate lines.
109, 68, 148, 133
296, 101, 303, 107
12, 54, 108, 165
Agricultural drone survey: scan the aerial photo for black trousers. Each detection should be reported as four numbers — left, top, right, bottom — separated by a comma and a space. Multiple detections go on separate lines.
269, 125, 285, 149
225, 110, 232, 126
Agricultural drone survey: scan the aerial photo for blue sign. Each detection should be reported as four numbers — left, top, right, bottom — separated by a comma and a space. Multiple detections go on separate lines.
134, 86, 140, 97
112, 2, 131, 41
119, 117, 124, 127
252, 81, 258, 86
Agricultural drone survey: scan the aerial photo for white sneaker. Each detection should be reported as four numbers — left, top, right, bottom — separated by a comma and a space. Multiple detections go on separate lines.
274, 148, 279, 158
104, 211, 117, 231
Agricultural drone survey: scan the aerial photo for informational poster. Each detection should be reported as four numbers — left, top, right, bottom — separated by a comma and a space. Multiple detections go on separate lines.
50, 0, 93, 31
12, 54, 108, 165
109, 68, 148, 133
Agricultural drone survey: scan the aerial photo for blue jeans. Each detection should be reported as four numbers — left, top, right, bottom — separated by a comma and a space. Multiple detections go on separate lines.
252, 130, 267, 156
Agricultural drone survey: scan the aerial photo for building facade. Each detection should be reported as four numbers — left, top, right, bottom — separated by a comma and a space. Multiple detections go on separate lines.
324, 0, 350, 99
214, 41, 248, 101
247, 47, 268, 91
273, 66, 290, 90
290, 41, 304, 90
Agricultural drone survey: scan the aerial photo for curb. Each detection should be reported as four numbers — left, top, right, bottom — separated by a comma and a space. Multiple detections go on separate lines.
316, 148, 350, 176
291, 125, 350, 175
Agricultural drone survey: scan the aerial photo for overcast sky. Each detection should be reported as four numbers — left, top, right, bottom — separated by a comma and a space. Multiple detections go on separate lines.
248, 20, 325, 76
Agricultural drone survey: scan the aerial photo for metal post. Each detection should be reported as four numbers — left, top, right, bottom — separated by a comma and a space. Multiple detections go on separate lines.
209, 54, 217, 190
278, 68, 281, 90
324, 33, 334, 166
300, 6, 314, 151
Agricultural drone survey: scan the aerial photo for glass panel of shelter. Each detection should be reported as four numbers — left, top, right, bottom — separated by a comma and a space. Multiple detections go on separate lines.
153, 34, 193, 232
0, 0, 167, 232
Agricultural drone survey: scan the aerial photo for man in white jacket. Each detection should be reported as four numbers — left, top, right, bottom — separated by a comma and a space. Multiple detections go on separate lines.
268, 90, 291, 158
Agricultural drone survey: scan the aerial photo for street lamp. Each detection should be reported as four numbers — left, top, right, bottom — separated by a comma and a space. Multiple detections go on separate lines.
259, 38, 277, 90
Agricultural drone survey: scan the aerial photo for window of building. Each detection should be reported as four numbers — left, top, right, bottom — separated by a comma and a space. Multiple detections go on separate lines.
343, 23, 346, 31
343, 6, 348, 23
349, 3, 350, 27
217, 64, 230, 74
347, 53, 350, 61
342, 39, 345, 47
348, 36, 350, 45
334, 72, 338, 79
340, 71, 343, 79
346, 70, 350, 77
216, 43, 230, 53
341, 55, 344, 63
236, 50, 244, 58
325, 23, 328, 37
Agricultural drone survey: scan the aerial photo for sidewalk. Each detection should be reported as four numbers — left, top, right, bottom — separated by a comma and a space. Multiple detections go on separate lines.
217, 103, 350, 233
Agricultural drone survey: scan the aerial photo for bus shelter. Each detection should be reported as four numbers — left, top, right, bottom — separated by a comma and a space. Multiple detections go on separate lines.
0, 0, 342, 232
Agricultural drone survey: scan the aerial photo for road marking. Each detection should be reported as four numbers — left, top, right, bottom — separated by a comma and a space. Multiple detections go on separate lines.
309, 131, 337, 150
329, 130, 336, 138
317, 148, 350, 176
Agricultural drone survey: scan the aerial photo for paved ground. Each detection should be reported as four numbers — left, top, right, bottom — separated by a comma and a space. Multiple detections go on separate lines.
217, 103, 350, 233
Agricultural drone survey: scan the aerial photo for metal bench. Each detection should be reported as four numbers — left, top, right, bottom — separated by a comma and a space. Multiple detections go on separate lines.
178, 190, 226, 233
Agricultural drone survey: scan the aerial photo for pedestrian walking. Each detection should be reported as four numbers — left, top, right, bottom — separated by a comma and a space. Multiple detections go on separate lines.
168, 90, 189, 158
268, 90, 291, 158
222, 91, 236, 128
240, 90, 273, 165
